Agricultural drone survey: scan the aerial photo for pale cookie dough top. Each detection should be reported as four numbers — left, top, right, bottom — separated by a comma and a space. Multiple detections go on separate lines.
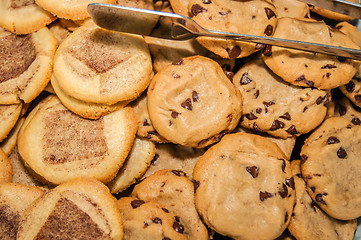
193, 132, 295, 240
262, 18, 359, 90
272, 0, 309, 18
147, 55, 242, 148
301, 117, 361, 220
288, 160, 357, 240
233, 54, 329, 139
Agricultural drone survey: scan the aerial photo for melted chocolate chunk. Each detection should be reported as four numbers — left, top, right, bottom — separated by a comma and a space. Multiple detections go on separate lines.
162, 208, 169, 213
300, 154, 308, 164
202, 0, 212, 3
253, 122, 262, 132
192, 91, 199, 102
172, 59, 183, 65
260, 191, 274, 201
286, 125, 298, 135
345, 81, 355, 93
327, 136, 340, 144
263, 45, 272, 56
295, 75, 306, 82
338, 104, 347, 116
305, 81, 314, 87
264, 25, 273, 36
181, 98, 192, 110
171, 111, 179, 119
316, 96, 324, 105
171, 170, 186, 176
270, 120, 285, 131
337, 147, 347, 159
337, 56, 346, 62
173, 221, 185, 234
174, 216, 180, 222
245, 112, 257, 120
254, 90, 260, 99
131, 199, 145, 208
315, 193, 327, 205
355, 95, 361, 102
284, 212, 289, 223
224, 70, 234, 81
255, 43, 265, 50
240, 72, 252, 85
310, 186, 316, 192
279, 112, 291, 120
278, 183, 288, 198
351, 117, 361, 125
310, 202, 318, 212
191, 3, 207, 15
321, 64, 336, 69
143, 119, 150, 126
219, 10, 230, 16
256, 108, 262, 114
281, 159, 286, 172
152, 217, 162, 224
227, 45, 241, 58
286, 177, 295, 189
246, 166, 259, 178
193, 180, 200, 192
264, 7, 276, 19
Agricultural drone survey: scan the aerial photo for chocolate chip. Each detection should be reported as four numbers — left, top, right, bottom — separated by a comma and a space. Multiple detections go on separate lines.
254, 90, 260, 99
253, 122, 262, 132
173, 221, 185, 234
327, 136, 340, 144
181, 98, 192, 110
316, 96, 324, 105
174, 216, 180, 222
286, 125, 298, 135
246, 166, 259, 178
296, 173, 302, 178
151, 153, 159, 166
171, 111, 179, 119
172, 170, 186, 176
279, 112, 291, 120
284, 212, 289, 223
219, 10, 230, 16
321, 64, 336, 69
301, 154, 308, 164
310, 202, 317, 212
281, 159, 286, 172
264, 25, 273, 36
315, 193, 327, 205
224, 70, 234, 81
256, 108, 262, 114
240, 72, 252, 85
146, 130, 158, 139
177, 18, 186, 25
295, 75, 306, 82
202, 0, 212, 3
345, 81, 355, 93
263, 45, 272, 56
172, 59, 183, 65
326, 73, 331, 78
255, 43, 265, 50
131, 199, 145, 208
163, 238, 171, 240
337, 56, 346, 62
264, 7, 276, 19
352, 117, 361, 125
305, 81, 314, 87
260, 191, 274, 201
162, 208, 169, 213
152, 217, 162, 224
338, 104, 347, 116
143, 119, 150, 126
310, 186, 316, 192
192, 91, 199, 102
270, 120, 285, 131
286, 177, 295, 189
191, 4, 207, 16
303, 106, 308, 112
227, 45, 241, 58
278, 183, 288, 198
337, 147, 347, 158
245, 112, 257, 120
263, 101, 274, 113
193, 180, 200, 192
355, 95, 361, 103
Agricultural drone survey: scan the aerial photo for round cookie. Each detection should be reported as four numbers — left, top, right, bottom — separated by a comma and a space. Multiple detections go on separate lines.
17, 178, 123, 239
301, 117, 361, 220
0, 117, 24, 156
147, 55, 242, 148
0, 103, 22, 142
0, 0, 56, 34
53, 21, 153, 105
193, 132, 295, 240
34, 0, 117, 20
188, 0, 277, 58
309, 0, 359, 21
262, 17, 359, 90
0, 182, 45, 240
130, 91, 169, 143
272, 0, 309, 18
336, 21, 361, 47
17, 95, 138, 185
0, 148, 12, 183
233, 54, 329, 139
288, 160, 357, 240
0, 27, 58, 104
142, 143, 206, 180
51, 75, 129, 120
132, 169, 209, 240
117, 197, 188, 240
107, 137, 156, 194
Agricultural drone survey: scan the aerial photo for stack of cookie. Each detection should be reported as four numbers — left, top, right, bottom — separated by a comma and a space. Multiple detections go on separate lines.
1, 0, 361, 239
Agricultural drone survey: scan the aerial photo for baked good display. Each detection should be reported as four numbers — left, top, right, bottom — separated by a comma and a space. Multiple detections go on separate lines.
0, 27, 57, 104
193, 132, 295, 239
147, 55, 242, 148
0, 182, 45, 239
17, 177, 123, 239
0, 0, 56, 34
17, 95, 138, 185
301, 117, 361, 220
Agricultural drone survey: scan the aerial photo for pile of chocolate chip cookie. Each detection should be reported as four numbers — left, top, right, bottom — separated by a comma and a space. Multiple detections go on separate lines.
1, 0, 361, 239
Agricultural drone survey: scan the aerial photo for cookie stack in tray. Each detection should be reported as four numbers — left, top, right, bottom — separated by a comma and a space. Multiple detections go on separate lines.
0, 0, 361, 239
